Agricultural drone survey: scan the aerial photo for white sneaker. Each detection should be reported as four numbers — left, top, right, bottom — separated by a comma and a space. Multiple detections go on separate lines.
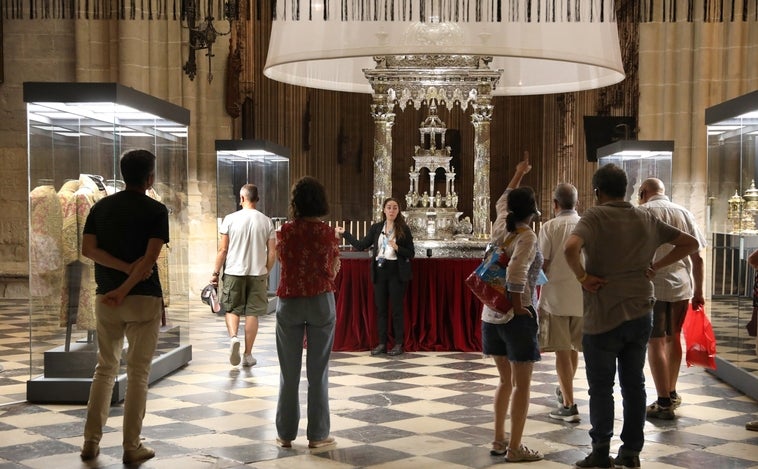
229, 337, 241, 366
242, 353, 257, 367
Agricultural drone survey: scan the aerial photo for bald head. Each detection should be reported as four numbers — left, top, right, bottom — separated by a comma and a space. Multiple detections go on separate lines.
639, 178, 665, 203
553, 183, 578, 210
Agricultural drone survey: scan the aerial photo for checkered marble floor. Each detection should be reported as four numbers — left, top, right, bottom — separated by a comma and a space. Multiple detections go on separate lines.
0, 299, 757, 468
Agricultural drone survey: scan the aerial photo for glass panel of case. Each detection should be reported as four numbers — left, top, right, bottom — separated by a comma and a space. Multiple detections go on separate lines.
597, 140, 674, 205
215, 140, 290, 296
24, 82, 191, 403
705, 90, 758, 390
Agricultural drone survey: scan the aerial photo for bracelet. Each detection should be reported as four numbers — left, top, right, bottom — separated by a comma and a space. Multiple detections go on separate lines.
577, 272, 588, 283
212, 272, 220, 276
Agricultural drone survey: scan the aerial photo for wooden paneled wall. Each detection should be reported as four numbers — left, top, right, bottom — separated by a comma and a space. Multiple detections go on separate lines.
243, 1, 639, 223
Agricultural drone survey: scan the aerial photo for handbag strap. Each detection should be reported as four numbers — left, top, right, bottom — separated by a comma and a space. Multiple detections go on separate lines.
500, 225, 527, 251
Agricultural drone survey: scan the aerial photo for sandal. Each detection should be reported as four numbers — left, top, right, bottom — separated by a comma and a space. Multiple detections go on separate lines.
505, 444, 543, 463
490, 440, 509, 456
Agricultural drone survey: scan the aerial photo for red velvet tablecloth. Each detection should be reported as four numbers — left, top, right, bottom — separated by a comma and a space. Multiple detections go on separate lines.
333, 257, 483, 352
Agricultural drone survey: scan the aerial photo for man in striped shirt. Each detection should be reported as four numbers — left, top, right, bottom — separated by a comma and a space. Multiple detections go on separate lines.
638, 178, 706, 420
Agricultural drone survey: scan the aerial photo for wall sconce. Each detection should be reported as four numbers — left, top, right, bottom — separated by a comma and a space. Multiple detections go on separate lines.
182, 0, 238, 83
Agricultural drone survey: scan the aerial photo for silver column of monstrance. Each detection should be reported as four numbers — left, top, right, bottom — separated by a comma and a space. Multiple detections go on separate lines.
364, 54, 501, 239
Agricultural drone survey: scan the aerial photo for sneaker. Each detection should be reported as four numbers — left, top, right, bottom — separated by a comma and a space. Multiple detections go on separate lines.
646, 402, 675, 420
549, 403, 580, 422
80, 441, 99, 461
505, 444, 543, 462
670, 392, 682, 409
555, 386, 564, 406
242, 353, 257, 367
490, 439, 509, 456
308, 436, 336, 449
613, 454, 641, 468
229, 337, 241, 366
123, 444, 155, 464
574, 451, 613, 468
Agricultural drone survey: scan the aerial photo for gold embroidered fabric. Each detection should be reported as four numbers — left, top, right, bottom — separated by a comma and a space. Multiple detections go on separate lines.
29, 184, 64, 315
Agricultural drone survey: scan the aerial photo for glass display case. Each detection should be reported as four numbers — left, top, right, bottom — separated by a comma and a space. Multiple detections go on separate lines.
705, 89, 758, 400
597, 140, 674, 205
24, 82, 192, 403
215, 139, 290, 298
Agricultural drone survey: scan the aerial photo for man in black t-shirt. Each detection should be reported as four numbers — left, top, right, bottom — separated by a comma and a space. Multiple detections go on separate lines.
79, 149, 169, 465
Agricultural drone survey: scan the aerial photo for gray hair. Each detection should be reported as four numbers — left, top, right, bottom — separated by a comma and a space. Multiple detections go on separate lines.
554, 183, 578, 210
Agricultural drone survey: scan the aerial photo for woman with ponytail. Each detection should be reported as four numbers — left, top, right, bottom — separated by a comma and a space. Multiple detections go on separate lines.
483, 153, 544, 463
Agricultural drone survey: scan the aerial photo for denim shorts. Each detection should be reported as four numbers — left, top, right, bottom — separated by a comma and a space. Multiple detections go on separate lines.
482, 306, 540, 362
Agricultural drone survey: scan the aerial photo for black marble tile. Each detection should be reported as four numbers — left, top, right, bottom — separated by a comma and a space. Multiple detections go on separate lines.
427, 444, 504, 468
29, 420, 87, 439
435, 371, 494, 382
438, 380, 496, 393
333, 424, 414, 443
549, 448, 599, 467
339, 407, 419, 424
697, 397, 758, 413
646, 428, 729, 447
435, 407, 493, 426
434, 391, 492, 408
142, 422, 210, 439
535, 428, 591, 446
207, 442, 286, 464
154, 405, 231, 420
233, 423, 280, 442
360, 381, 419, 392
1, 440, 78, 462
657, 449, 755, 469
0, 403, 48, 417
363, 370, 426, 381
436, 360, 492, 372
349, 392, 416, 407
314, 445, 412, 466
429, 425, 492, 445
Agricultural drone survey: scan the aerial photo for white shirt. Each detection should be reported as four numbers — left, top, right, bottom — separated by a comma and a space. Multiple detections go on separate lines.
640, 195, 707, 302
219, 208, 275, 276
538, 210, 583, 317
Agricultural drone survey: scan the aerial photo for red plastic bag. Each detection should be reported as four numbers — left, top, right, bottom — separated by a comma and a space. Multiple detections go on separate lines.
681, 304, 717, 369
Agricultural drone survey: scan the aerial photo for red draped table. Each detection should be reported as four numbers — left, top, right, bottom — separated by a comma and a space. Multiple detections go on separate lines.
333, 257, 483, 352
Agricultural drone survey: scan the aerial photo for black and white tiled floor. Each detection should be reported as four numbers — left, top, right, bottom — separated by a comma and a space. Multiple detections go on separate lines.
1, 298, 757, 468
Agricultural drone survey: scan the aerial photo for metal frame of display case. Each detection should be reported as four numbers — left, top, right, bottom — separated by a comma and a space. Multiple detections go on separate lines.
597, 140, 674, 204
215, 139, 290, 303
24, 82, 193, 403
705, 90, 758, 401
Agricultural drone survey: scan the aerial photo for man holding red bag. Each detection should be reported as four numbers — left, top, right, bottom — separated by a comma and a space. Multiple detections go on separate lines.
639, 178, 706, 420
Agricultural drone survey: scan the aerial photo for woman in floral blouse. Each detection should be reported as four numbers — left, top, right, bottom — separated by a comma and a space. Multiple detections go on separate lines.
274, 176, 341, 450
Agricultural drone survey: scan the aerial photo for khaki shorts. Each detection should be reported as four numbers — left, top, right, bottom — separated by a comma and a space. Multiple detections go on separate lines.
538, 312, 583, 353
221, 274, 269, 316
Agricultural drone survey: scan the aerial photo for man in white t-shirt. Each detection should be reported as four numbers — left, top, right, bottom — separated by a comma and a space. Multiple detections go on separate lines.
538, 183, 583, 423
639, 178, 706, 419
211, 184, 276, 367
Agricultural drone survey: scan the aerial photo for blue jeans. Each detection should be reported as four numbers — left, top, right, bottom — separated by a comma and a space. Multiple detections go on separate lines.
582, 314, 652, 457
275, 292, 336, 441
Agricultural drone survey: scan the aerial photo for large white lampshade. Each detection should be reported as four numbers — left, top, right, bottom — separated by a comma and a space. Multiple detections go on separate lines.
264, 0, 625, 95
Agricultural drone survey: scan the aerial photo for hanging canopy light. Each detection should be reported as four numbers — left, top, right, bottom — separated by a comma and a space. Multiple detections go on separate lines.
264, 0, 625, 95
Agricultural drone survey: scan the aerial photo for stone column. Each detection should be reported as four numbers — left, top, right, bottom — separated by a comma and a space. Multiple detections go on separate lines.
371, 100, 396, 222
471, 101, 493, 239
